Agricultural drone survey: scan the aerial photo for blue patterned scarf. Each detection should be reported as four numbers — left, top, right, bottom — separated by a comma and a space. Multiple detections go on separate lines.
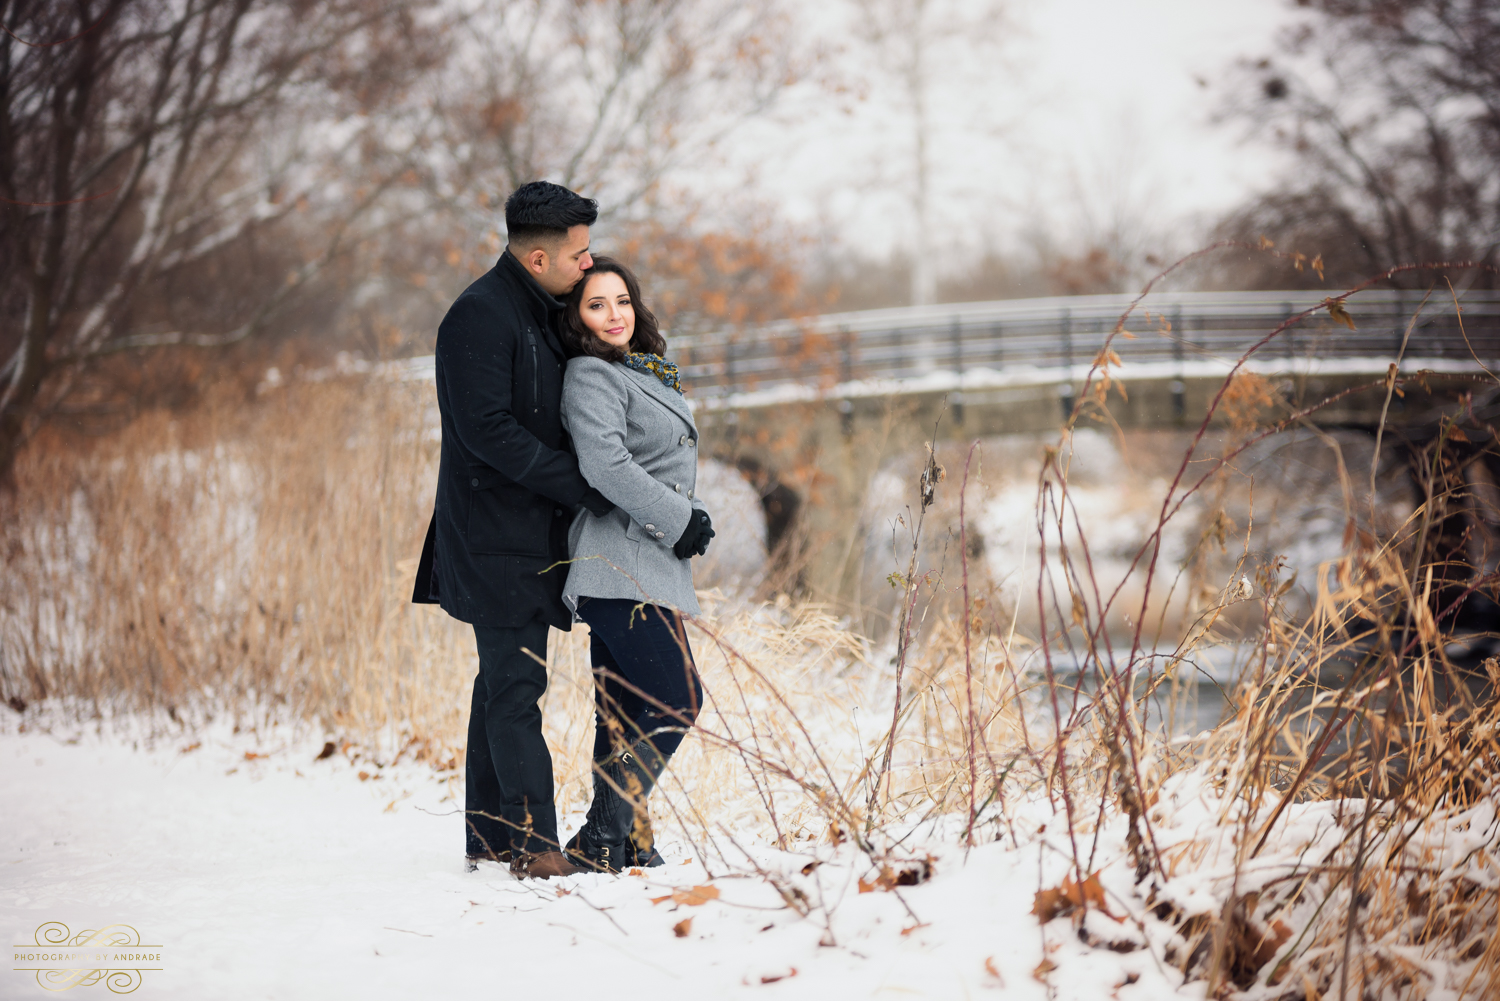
622, 351, 682, 395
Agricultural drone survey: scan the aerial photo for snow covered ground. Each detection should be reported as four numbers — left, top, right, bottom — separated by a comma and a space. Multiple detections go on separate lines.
3, 714, 1194, 1000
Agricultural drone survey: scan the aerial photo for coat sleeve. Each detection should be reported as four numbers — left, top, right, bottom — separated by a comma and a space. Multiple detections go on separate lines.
563, 359, 694, 546
437, 297, 591, 507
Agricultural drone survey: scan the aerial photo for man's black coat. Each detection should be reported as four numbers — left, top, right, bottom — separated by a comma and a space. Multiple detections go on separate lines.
412, 251, 594, 630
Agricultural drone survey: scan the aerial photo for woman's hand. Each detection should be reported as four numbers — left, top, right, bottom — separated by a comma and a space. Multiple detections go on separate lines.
673, 510, 715, 559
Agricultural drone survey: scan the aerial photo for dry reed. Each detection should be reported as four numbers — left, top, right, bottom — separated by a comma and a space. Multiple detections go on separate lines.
3, 265, 1499, 998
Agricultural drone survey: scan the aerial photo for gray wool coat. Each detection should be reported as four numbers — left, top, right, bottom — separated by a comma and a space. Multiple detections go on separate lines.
560, 356, 705, 615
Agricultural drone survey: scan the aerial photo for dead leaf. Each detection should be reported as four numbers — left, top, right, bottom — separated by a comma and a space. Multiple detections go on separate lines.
358, 770, 371, 781
900, 923, 929, 937
628, 868, 644, 877
180, 742, 201, 754
984, 956, 1005, 985
800, 861, 822, 876
555, 887, 571, 897
760, 968, 797, 984
651, 884, 720, 907
315, 741, 336, 760
857, 878, 876, 894
673, 917, 692, 937
1033, 958, 1058, 981
1031, 872, 1119, 923
244, 751, 266, 760
1324, 297, 1356, 330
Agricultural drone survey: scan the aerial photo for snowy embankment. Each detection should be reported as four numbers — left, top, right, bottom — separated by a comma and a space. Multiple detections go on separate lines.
5, 713, 1186, 1000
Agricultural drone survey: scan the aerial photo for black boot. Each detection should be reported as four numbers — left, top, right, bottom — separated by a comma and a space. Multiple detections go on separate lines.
564, 815, 664, 868
567, 740, 668, 873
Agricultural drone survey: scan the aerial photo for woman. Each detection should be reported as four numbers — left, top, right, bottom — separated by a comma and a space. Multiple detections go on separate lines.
558, 256, 714, 873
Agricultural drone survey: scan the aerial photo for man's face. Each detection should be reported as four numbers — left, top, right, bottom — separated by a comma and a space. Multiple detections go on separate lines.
525, 224, 593, 296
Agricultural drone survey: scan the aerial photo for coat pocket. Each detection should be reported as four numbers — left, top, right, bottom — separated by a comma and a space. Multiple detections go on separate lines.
465, 469, 549, 555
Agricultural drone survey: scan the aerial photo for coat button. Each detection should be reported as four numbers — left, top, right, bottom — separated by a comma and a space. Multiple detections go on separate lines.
687, 490, 694, 500
679, 435, 687, 445
471, 478, 479, 487
688, 438, 696, 447
555, 508, 563, 516
645, 524, 656, 532
655, 531, 665, 538
674, 484, 682, 493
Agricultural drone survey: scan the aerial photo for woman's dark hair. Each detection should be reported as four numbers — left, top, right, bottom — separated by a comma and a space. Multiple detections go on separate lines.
561, 256, 667, 360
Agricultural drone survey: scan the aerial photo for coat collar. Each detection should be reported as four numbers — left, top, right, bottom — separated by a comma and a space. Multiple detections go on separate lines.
617, 361, 695, 426
498, 249, 567, 329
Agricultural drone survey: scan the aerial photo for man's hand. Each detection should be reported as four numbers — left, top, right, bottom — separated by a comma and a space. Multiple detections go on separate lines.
673, 510, 715, 560
579, 488, 613, 517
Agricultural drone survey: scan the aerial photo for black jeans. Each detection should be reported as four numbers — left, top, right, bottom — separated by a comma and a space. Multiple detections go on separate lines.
465, 618, 557, 857
576, 598, 703, 764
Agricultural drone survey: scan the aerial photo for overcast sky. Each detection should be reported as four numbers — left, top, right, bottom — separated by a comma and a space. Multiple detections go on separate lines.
699, 0, 1295, 266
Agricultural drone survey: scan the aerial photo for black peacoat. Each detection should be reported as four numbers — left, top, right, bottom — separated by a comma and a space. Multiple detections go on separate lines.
411, 250, 599, 630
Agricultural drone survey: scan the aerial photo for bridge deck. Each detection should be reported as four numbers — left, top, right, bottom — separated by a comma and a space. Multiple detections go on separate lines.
671, 289, 1500, 409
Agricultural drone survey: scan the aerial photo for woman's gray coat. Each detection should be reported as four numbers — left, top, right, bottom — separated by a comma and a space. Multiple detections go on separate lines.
561, 356, 704, 615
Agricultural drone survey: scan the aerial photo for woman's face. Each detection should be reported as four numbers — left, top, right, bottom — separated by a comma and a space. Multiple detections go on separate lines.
578, 271, 635, 350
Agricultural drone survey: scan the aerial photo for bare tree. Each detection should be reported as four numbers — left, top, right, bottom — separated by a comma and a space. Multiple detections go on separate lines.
849, 0, 1008, 306
0, 0, 444, 484
1214, 0, 1500, 289
428, 0, 803, 236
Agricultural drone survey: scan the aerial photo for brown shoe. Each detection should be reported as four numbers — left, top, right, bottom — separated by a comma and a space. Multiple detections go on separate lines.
511, 850, 582, 880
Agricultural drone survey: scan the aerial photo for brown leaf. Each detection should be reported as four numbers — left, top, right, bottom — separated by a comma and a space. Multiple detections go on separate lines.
857, 878, 876, 894
673, 917, 692, 938
984, 956, 1004, 983
1033, 958, 1058, 981
760, 968, 797, 984
1324, 297, 1356, 330
1031, 872, 1118, 923
244, 751, 266, 760
315, 741, 336, 760
358, 770, 371, 781
652, 884, 720, 907
901, 923, 929, 936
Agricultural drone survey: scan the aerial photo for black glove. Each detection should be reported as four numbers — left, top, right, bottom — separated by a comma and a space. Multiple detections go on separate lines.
673, 510, 715, 559
579, 487, 613, 517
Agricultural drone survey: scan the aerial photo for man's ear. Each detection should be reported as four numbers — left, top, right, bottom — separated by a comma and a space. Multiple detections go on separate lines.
525, 246, 550, 274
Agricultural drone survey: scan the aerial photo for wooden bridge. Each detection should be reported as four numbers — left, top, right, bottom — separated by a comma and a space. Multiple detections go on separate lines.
673, 288, 1500, 434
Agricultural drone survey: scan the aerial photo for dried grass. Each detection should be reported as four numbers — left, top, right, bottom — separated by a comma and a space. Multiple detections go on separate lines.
3, 264, 1499, 997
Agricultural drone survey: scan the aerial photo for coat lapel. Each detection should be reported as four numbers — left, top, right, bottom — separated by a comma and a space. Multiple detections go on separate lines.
619, 363, 695, 428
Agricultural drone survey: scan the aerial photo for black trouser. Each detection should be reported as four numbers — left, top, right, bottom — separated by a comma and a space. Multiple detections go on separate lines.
465, 618, 557, 857
576, 598, 703, 764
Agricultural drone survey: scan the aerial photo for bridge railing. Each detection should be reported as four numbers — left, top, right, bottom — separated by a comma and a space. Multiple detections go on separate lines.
669, 290, 1500, 403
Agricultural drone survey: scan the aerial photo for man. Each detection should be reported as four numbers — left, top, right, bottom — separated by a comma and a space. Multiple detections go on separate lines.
412, 181, 610, 879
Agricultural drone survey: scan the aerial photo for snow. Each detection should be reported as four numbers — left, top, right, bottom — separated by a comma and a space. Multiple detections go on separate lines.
2, 715, 1195, 1000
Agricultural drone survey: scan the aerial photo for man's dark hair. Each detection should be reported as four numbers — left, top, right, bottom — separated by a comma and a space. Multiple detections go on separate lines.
504, 181, 599, 249
561, 256, 667, 361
